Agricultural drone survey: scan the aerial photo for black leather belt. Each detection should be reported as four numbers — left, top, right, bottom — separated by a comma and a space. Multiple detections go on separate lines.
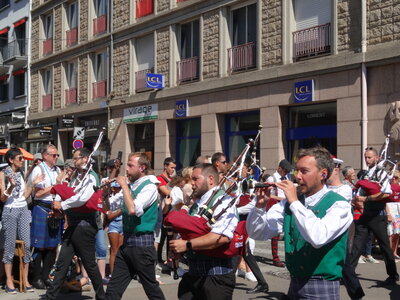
34, 200, 52, 209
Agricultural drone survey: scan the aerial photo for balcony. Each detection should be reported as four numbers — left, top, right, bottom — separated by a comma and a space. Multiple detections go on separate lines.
3, 40, 27, 68
293, 23, 331, 61
65, 88, 77, 104
43, 38, 53, 56
93, 15, 107, 36
135, 68, 153, 92
177, 57, 199, 84
92, 80, 107, 99
42, 94, 52, 111
228, 42, 256, 74
66, 27, 78, 47
136, 0, 153, 18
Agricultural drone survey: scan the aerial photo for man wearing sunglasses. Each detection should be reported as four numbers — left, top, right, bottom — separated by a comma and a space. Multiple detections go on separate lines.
211, 152, 227, 174
29, 144, 63, 289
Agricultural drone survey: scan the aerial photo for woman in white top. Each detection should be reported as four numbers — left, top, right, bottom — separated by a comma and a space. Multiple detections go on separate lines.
0, 148, 43, 294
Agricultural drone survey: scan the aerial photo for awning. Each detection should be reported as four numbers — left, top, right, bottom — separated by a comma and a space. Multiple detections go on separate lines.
0, 27, 9, 35
14, 17, 27, 28
12, 69, 26, 76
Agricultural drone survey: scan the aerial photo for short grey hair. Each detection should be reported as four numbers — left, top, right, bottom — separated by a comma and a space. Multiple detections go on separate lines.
342, 166, 354, 178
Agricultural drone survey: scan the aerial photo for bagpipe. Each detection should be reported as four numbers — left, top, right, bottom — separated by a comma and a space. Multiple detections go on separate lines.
164, 125, 263, 258
49, 128, 107, 215
355, 136, 398, 198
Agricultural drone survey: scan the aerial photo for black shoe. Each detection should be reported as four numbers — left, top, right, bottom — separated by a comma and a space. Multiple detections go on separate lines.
44, 278, 53, 287
32, 278, 46, 290
383, 276, 399, 286
246, 283, 269, 294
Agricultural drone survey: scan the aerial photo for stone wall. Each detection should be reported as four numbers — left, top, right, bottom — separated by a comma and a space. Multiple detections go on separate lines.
261, 0, 282, 67
30, 71, 39, 114
31, 17, 40, 62
113, 0, 130, 30
32, 0, 41, 10
54, 5, 62, 52
113, 41, 130, 99
53, 63, 62, 109
157, 0, 169, 13
337, 0, 361, 52
202, 9, 219, 80
156, 27, 170, 86
368, 0, 400, 45
78, 55, 88, 103
79, 0, 88, 42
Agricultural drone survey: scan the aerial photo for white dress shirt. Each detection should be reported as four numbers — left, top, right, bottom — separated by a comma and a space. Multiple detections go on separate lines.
327, 184, 353, 202
129, 175, 160, 217
31, 162, 61, 202
192, 187, 238, 240
267, 171, 287, 198
246, 186, 353, 249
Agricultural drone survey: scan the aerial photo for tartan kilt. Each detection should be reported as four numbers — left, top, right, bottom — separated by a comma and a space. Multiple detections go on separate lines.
288, 276, 340, 300
31, 205, 62, 248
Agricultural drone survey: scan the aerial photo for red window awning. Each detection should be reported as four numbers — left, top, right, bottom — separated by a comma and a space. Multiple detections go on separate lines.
12, 69, 26, 76
14, 17, 27, 28
0, 27, 9, 35
0, 75, 9, 81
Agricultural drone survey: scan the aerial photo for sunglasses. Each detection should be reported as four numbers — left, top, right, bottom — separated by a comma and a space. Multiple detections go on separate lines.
365, 147, 374, 151
15, 156, 24, 161
48, 153, 60, 158
219, 160, 227, 164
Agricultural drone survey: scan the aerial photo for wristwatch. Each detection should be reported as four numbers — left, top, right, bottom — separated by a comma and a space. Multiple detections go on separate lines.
186, 240, 192, 252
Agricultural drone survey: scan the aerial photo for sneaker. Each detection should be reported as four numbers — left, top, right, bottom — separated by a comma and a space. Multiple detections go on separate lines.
177, 268, 188, 277
358, 256, 366, 264
364, 255, 379, 264
236, 269, 246, 278
245, 272, 257, 282
102, 277, 109, 285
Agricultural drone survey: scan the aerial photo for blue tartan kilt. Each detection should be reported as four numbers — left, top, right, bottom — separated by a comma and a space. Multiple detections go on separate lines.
31, 205, 62, 248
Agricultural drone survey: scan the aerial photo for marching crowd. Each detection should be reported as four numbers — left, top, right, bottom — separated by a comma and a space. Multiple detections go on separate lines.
0, 143, 399, 299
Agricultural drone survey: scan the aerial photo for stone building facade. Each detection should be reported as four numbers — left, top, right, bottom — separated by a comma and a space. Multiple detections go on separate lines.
28, 0, 400, 174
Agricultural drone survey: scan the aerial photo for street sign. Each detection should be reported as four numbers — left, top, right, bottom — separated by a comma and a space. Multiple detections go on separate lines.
73, 127, 85, 140
73, 139, 84, 149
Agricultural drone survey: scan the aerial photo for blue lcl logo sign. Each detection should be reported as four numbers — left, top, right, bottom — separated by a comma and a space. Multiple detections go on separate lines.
294, 80, 314, 103
176, 100, 189, 118
146, 73, 164, 89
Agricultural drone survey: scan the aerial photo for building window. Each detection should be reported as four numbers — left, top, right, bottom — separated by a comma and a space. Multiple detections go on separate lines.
228, 3, 256, 73
93, 0, 107, 35
0, 76, 8, 102
0, 28, 8, 61
43, 14, 53, 55
13, 69, 25, 98
0, 0, 10, 11
66, 2, 78, 47
177, 20, 200, 83
13, 21, 26, 57
224, 111, 260, 163
65, 61, 77, 104
42, 69, 52, 110
293, 0, 331, 61
176, 118, 201, 169
135, 34, 154, 92
93, 51, 107, 99
136, 0, 154, 18
132, 123, 154, 168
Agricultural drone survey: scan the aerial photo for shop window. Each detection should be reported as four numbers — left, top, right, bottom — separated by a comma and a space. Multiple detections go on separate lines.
176, 118, 201, 169
287, 102, 337, 162
133, 123, 154, 168
177, 20, 200, 83
224, 111, 260, 163
228, 3, 257, 73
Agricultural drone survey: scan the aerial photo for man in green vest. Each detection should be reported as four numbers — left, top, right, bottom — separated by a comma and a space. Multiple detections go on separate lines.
169, 163, 238, 300
247, 147, 353, 299
45, 147, 105, 300
105, 152, 165, 300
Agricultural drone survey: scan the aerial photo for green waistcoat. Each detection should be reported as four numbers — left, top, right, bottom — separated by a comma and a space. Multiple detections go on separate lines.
122, 179, 158, 234
284, 191, 348, 280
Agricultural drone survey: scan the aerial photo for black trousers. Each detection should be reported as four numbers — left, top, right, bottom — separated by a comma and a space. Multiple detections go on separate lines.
243, 242, 268, 286
349, 213, 398, 279
178, 271, 236, 300
45, 224, 105, 300
105, 245, 165, 300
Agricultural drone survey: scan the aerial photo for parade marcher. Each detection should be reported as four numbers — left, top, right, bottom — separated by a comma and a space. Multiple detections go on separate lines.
211, 152, 227, 174
156, 157, 176, 265
247, 147, 353, 299
326, 157, 353, 202
387, 171, 400, 258
44, 147, 105, 300
349, 147, 399, 285
30, 144, 63, 289
0, 148, 44, 294
342, 166, 357, 189
105, 152, 165, 300
169, 163, 238, 300
266, 159, 293, 268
